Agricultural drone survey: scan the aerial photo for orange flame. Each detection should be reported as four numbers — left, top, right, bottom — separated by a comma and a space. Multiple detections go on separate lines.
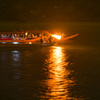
52, 35, 61, 40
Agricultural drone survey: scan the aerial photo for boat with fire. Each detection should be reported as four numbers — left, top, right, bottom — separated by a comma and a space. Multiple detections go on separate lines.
0, 30, 78, 46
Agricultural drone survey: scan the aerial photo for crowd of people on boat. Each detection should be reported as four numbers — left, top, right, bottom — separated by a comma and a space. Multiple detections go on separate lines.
0, 33, 41, 40
0, 32, 60, 44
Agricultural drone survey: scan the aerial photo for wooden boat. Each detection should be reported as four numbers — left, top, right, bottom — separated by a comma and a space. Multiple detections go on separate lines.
0, 30, 79, 45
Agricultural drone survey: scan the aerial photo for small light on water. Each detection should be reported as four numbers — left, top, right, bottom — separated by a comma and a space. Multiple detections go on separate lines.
12, 51, 19, 53
11, 50, 20, 63
28, 42, 32, 44
1, 42, 6, 44
12, 42, 19, 44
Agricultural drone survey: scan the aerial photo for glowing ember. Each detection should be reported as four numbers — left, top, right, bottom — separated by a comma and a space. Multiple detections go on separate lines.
52, 35, 61, 40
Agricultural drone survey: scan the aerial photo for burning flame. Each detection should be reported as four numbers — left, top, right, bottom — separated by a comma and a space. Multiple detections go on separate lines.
52, 35, 61, 40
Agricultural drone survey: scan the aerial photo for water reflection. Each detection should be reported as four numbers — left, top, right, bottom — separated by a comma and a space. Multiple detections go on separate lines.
41, 46, 73, 99
11, 50, 21, 64
11, 50, 21, 80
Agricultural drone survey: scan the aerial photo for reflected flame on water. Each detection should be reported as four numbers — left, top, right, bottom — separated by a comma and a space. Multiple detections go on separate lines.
41, 47, 73, 100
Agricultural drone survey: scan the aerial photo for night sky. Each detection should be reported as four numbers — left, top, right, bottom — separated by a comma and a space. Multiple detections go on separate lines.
0, 0, 100, 22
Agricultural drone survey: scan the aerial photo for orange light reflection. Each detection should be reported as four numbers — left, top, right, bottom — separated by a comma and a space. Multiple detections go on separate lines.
41, 47, 73, 100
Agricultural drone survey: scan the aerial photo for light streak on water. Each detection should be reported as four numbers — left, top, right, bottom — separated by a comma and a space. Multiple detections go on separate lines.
40, 46, 74, 100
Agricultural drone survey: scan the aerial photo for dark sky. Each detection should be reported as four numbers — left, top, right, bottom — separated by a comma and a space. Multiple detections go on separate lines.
0, 0, 100, 22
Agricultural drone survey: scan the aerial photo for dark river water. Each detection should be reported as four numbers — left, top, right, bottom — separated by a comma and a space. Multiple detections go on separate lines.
0, 41, 100, 100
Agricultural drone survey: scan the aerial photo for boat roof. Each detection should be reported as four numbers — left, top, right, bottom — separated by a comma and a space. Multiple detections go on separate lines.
0, 30, 53, 34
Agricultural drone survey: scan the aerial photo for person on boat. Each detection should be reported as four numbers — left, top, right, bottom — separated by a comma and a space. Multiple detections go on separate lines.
49, 36, 52, 43
40, 38, 43, 44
